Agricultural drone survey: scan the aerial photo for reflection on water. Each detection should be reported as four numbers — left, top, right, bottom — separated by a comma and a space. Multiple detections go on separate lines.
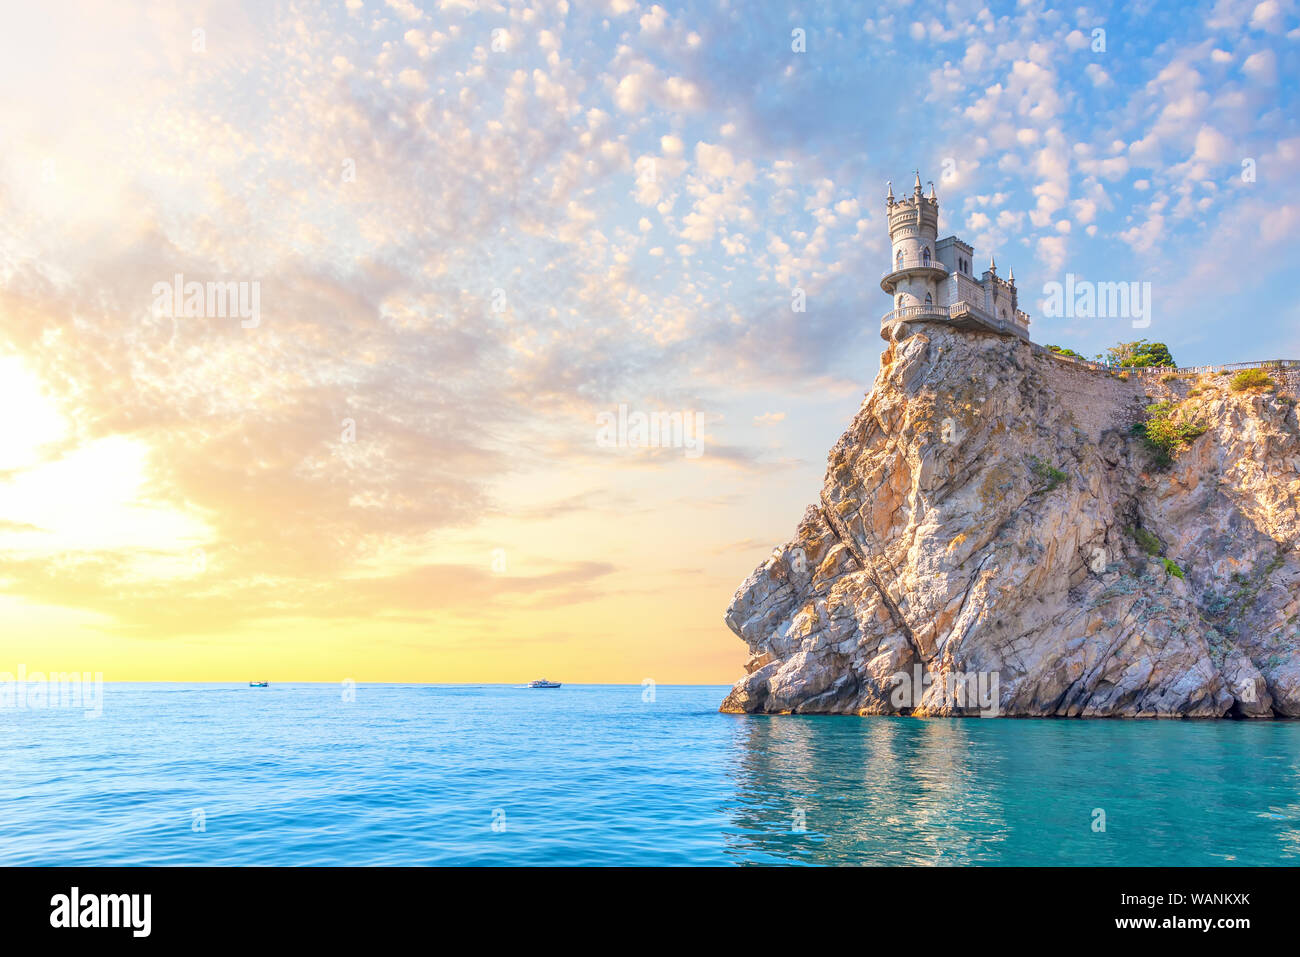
722, 715, 1300, 866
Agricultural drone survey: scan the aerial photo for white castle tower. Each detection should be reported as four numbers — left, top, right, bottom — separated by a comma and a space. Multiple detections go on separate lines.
880, 172, 1030, 341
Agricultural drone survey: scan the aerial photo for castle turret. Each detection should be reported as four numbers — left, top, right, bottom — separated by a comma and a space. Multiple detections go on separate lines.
880, 170, 945, 313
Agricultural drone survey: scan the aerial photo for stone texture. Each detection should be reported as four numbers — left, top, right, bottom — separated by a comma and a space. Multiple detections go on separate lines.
721, 324, 1300, 718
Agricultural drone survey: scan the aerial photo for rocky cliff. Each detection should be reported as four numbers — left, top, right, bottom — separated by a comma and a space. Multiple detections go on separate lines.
722, 324, 1300, 718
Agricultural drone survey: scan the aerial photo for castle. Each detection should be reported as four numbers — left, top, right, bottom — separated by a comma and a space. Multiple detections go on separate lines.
880, 172, 1031, 342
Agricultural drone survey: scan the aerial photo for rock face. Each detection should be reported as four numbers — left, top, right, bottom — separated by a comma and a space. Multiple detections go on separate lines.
722, 324, 1300, 718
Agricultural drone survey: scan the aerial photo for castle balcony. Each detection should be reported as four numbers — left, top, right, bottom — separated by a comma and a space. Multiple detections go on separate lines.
881, 301, 1031, 342
880, 257, 948, 292
879, 304, 951, 325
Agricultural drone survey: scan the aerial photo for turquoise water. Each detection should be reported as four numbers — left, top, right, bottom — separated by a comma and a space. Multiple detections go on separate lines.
2, 683, 1298, 865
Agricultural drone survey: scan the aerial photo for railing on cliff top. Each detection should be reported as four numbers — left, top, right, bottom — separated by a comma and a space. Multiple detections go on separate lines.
1041, 351, 1300, 376
1147, 359, 1300, 375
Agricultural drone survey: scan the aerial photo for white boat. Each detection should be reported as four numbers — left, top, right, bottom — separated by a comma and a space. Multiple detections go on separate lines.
527, 679, 561, 689
249, 680, 269, 688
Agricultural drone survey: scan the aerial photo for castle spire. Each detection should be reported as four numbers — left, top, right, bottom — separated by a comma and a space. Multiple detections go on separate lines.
886, 180, 894, 204
1008, 265, 1015, 284
989, 253, 996, 273
913, 170, 922, 194
928, 180, 937, 202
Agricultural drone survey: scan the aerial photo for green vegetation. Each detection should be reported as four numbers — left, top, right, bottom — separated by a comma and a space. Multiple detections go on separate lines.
1160, 373, 1178, 384
1128, 526, 1162, 556
1131, 400, 1207, 468
1047, 344, 1086, 360
1229, 367, 1276, 392
1098, 340, 1177, 369
1029, 457, 1068, 491
1162, 558, 1185, 579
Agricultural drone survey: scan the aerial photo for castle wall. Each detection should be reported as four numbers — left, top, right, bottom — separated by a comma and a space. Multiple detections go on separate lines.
989, 282, 1013, 321
1033, 347, 1148, 442
935, 236, 971, 276
945, 273, 983, 310
892, 274, 938, 308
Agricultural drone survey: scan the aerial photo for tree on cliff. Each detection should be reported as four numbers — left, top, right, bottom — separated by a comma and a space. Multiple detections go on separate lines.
1097, 340, 1176, 369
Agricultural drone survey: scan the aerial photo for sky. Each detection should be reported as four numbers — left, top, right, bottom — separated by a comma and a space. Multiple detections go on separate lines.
0, 0, 1297, 683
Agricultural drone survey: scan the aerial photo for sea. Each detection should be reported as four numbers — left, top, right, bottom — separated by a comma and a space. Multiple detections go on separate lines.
2, 683, 1298, 866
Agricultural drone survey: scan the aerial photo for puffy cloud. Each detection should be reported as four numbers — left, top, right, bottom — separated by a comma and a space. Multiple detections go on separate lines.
385, 0, 424, 21
1192, 125, 1234, 163
1242, 49, 1277, 84
614, 64, 703, 114
1064, 30, 1090, 51
695, 142, 737, 179
1249, 1, 1285, 32
397, 68, 427, 90
614, 72, 652, 113
1085, 63, 1112, 87
640, 5, 667, 33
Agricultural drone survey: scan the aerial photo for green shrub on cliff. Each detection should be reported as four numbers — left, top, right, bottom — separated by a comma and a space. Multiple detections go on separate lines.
1132, 401, 1207, 468
1047, 344, 1086, 360
1162, 558, 1185, 579
1229, 368, 1276, 392
1029, 457, 1068, 491
1129, 526, 1162, 556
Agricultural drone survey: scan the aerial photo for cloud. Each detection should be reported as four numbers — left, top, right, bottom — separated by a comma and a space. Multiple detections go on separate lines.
1242, 49, 1277, 84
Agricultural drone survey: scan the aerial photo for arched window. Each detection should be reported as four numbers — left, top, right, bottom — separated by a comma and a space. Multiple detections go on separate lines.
922, 247, 931, 265
897, 295, 903, 308
896, 250, 904, 269
925, 293, 932, 305
1000, 309, 1007, 318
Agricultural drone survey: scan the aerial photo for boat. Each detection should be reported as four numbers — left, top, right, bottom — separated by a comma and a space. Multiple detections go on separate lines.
527, 679, 561, 689
249, 680, 269, 688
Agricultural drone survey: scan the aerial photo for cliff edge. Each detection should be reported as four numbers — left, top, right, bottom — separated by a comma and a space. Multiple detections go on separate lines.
722, 325, 1300, 717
